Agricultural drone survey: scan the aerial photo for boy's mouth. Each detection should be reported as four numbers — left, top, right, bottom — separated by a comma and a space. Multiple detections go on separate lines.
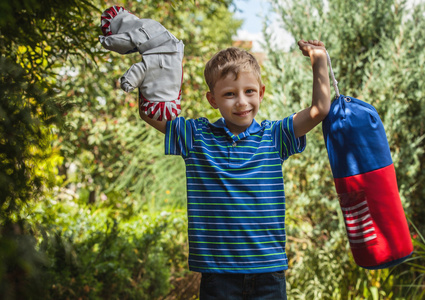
234, 109, 252, 117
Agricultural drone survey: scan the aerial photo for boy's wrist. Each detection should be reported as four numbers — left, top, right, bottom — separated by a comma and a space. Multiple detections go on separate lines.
310, 49, 327, 65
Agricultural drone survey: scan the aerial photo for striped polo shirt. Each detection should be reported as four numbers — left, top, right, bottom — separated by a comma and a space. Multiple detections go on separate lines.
165, 115, 306, 274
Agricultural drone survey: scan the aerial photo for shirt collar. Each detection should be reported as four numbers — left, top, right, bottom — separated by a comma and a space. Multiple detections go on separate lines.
210, 118, 263, 141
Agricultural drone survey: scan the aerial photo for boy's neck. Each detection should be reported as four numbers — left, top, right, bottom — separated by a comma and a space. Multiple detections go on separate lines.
223, 118, 255, 136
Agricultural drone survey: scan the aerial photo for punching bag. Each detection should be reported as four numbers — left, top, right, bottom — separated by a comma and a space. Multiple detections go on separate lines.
322, 53, 413, 269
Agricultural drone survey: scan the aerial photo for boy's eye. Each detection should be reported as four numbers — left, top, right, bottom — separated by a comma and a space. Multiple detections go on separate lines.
224, 92, 234, 97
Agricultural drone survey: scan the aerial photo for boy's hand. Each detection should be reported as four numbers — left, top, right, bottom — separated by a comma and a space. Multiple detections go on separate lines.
298, 40, 326, 58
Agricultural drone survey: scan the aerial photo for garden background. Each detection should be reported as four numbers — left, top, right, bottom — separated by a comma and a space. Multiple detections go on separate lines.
1, 0, 425, 299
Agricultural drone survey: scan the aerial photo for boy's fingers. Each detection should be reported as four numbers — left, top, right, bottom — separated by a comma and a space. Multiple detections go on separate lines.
300, 39, 324, 46
298, 39, 326, 57
297, 40, 307, 51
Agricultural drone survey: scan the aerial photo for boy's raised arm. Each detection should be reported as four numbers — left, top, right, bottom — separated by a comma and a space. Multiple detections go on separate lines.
293, 39, 331, 138
139, 109, 167, 134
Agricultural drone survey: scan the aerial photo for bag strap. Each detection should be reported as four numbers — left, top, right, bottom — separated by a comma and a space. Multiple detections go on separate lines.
326, 51, 340, 98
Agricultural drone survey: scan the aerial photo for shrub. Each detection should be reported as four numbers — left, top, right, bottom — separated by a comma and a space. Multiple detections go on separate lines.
36, 198, 188, 299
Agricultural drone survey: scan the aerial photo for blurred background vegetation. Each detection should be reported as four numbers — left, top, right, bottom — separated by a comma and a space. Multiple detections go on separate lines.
0, 0, 424, 299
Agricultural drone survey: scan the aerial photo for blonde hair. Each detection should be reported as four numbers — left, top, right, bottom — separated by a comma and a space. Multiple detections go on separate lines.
204, 47, 262, 92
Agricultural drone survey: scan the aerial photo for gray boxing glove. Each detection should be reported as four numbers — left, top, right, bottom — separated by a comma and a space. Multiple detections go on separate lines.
99, 6, 184, 121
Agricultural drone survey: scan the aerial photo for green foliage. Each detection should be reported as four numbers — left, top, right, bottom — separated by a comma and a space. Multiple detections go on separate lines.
8, 0, 425, 297
392, 220, 425, 299
35, 197, 188, 299
1, 0, 240, 298
264, 0, 425, 298
0, 0, 100, 297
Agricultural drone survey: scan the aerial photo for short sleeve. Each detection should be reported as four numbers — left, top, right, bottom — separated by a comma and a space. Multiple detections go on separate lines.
271, 114, 306, 161
165, 117, 195, 157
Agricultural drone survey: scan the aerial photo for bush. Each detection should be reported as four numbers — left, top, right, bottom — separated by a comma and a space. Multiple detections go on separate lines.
35, 197, 188, 299
263, 0, 425, 298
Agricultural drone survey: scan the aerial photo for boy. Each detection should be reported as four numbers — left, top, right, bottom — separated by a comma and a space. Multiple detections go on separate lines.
140, 40, 330, 299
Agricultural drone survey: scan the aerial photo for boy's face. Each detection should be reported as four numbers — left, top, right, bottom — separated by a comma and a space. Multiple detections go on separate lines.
206, 72, 265, 135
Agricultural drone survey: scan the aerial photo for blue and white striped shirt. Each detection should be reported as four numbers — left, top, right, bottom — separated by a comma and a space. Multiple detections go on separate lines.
165, 115, 306, 274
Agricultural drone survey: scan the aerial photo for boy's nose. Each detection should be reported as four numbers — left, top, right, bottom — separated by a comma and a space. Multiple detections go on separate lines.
236, 95, 248, 107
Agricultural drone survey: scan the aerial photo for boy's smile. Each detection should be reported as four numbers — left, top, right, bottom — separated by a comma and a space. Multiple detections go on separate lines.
206, 72, 265, 135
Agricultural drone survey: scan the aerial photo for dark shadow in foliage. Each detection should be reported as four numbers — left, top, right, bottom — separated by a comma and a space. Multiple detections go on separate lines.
0, 0, 99, 298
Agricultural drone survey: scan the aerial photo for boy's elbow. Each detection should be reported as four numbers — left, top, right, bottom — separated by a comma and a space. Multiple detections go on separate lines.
319, 107, 330, 121
310, 105, 330, 122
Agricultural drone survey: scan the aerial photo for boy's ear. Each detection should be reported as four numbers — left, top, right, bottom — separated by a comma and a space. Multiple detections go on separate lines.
259, 84, 266, 103
206, 91, 218, 109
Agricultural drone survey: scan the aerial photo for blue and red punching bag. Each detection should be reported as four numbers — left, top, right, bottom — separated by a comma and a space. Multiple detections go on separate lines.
322, 53, 413, 269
